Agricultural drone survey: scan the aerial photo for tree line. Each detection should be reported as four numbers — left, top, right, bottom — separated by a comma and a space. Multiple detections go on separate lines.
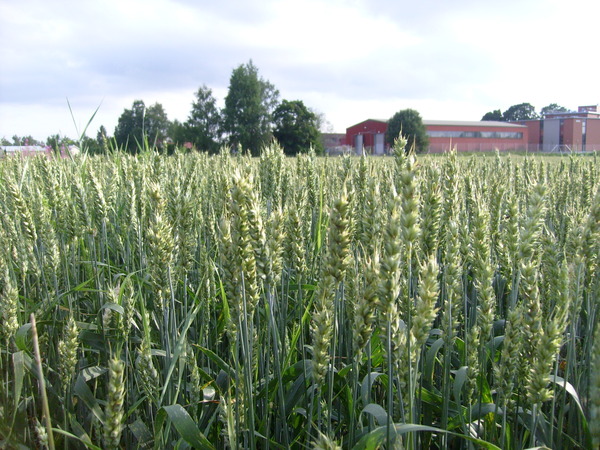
481, 102, 569, 122
3, 61, 324, 156
5, 78, 573, 156
113, 60, 324, 156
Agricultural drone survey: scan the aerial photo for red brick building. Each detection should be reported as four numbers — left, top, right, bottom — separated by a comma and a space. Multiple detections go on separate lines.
515, 105, 600, 152
346, 119, 528, 154
425, 120, 528, 153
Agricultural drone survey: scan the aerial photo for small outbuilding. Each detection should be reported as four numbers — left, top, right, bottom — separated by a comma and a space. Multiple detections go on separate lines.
345, 119, 389, 155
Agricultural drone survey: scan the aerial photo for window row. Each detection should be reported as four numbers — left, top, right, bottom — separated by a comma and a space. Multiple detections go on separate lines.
427, 130, 524, 139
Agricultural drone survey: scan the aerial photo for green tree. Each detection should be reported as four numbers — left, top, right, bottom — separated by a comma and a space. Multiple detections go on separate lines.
502, 103, 539, 121
540, 103, 568, 115
114, 100, 145, 152
66, 126, 109, 155
169, 120, 187, 148
97, 125, 108, 142
11, 135, 42, 146
222, 60, 279, 156
386, 109, 429, 153
46, 134, 75, 154
181, 85, 222, 153
81, 136, 103, 155
46, 134, 60, 150
95, 125, 110, 153
481, 109, 504, 121
114, 100, 171, 152
144, 103, 171, 148
272, 100, 322, 155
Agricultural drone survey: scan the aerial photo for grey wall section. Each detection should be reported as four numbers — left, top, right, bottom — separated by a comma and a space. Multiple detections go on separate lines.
374, 133, 385, 155
543, 119, 561, 151
354, 134, 363, 155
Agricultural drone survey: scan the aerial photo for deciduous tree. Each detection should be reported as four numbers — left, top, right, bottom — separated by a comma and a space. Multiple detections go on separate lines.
481, 109, 504, 121
46, 134, 75, 152
540, 103, 568, 115
114, 100, 171, 152
114, 100, 145, 152
502, 103, 539, 121
386, 109, 429, 153
273, 100, 322, 155
222, 60, 279, 156
144, 103, 171, 148
10, 135, 42, 146
181, 85, 222, 153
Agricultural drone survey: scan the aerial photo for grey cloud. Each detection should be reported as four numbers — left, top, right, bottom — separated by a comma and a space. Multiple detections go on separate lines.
268, 35, 498, 106
1, 6, 242, 105
2, 0, 589, 140
170, 0, 277, 25
361, 0, 541, 30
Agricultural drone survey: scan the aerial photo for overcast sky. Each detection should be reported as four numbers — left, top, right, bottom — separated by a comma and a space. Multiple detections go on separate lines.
0, 0, 598, 141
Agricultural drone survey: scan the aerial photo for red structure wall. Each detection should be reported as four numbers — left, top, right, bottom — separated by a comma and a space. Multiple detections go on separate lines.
563, 119, 583, 149
586, 119, 600, 150
519, 120, 542, 146
426, 121, 528, 153
345, 119, 528, 153
345, 119, 389, 153
346, 111, 600, 153
517, 113, 600, 152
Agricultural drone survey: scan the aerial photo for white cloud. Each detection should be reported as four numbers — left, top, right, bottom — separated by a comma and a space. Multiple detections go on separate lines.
0, 0, 598, 140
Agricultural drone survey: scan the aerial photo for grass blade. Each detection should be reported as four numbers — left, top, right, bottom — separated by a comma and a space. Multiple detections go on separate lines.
157, 404, 214, 450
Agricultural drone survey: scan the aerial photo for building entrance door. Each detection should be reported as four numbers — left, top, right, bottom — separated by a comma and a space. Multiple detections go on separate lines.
374, 133, 384, 155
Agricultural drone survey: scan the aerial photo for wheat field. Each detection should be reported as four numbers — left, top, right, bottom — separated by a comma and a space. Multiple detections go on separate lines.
0, 144, 598, 449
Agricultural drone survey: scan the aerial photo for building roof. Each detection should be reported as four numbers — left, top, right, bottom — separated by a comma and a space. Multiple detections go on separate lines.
347, 118, 388, 128
348, 119, 528, 129
424, 120, 527, 128
1, 145, 48, 152
542, 111, 600, 119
